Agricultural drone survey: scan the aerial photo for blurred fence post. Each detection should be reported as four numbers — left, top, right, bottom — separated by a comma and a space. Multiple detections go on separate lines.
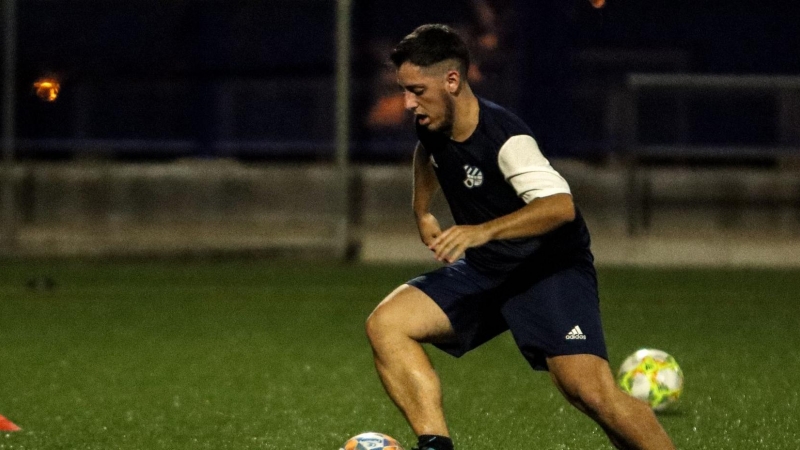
1, 0, 18, 255
335, 0, 356, 260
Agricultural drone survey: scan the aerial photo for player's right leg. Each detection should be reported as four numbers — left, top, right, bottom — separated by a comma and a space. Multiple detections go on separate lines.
365, 284, 457, 439
547, 354, 676, 450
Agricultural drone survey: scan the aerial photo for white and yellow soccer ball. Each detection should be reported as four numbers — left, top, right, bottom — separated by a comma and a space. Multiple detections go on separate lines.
617, 348, 684, 411
340, 432, 404, 450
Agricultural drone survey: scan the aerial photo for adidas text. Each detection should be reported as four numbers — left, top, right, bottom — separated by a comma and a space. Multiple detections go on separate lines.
565, 326, 587, 340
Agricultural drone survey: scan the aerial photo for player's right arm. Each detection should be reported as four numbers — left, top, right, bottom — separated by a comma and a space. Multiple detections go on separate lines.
412, 142, 443, 247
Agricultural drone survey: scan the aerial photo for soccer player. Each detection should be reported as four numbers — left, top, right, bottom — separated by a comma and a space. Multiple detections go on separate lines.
365, 24, 675, 450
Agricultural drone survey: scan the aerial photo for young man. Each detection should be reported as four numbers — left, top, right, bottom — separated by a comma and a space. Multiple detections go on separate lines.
365, 24, 676, 450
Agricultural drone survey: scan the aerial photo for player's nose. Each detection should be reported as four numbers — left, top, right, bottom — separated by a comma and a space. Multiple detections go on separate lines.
403, 91, 418, 111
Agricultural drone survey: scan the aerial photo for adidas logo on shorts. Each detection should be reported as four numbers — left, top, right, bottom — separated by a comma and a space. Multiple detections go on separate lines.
565, 325, 587, 340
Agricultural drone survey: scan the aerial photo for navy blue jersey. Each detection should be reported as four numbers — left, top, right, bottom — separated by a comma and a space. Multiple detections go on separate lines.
416, 97, 592, 273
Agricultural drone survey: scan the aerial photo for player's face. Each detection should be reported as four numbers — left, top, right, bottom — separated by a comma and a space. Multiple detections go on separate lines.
397, 62, 457, 133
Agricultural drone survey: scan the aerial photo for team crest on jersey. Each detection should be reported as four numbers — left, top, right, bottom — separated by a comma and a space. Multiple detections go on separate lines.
463, 165, 484, 188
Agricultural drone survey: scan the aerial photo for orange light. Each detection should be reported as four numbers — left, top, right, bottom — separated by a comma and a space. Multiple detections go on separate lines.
33, 77, 61, 102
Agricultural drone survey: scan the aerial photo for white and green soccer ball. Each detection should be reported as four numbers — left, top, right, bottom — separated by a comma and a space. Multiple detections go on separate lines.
617, 348, 684, 411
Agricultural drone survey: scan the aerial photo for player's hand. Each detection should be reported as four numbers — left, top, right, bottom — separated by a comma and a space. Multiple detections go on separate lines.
589, 0, 605, 8
429, 224, 492, 263
416, 212, 443, 247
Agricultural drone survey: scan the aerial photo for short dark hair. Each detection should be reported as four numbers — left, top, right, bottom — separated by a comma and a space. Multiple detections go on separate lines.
390, 24, 470, 76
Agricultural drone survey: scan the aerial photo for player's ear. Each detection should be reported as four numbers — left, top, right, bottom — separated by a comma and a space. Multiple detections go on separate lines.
444, 69, 461, 94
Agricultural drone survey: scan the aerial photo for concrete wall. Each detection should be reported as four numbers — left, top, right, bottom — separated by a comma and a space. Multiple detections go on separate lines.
1, 161, 348, 257
2, 160, 799, 266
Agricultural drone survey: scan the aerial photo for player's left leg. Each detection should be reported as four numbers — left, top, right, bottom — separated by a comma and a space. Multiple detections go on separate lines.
366, 284, 457, 439
547, 354, 676, 450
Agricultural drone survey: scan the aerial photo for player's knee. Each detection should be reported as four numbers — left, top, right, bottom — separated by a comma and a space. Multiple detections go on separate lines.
364, 309, 384, 345
560, 380, 611, 417
366, 286, 451, 349
576, 388, 607, 417
365, 302, 398, 346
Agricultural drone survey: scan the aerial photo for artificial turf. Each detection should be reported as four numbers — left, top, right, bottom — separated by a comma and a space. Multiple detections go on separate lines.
1, 260, 798, 449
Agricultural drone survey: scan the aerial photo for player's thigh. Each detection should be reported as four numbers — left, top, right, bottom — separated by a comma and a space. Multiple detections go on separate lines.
367, 284, 456, 344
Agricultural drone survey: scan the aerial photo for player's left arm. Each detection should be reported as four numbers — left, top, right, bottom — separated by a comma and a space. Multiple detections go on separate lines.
429, 194, 574, 262
429, 135, 575, 263
479, 192, 575, 240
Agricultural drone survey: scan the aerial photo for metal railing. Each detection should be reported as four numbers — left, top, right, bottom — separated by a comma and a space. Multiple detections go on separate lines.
622, 73, 800, 234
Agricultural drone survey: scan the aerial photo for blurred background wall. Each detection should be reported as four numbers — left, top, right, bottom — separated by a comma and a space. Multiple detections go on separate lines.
2, 0, 800, 265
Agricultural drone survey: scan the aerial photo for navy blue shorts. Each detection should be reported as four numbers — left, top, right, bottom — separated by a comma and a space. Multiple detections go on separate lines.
407, 255, 608, 371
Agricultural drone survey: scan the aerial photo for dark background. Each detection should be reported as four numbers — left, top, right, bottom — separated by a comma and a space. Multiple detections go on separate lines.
3, 0, 799, 161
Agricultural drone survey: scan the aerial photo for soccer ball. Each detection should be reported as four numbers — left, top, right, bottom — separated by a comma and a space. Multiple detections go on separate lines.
617, 348, 684, 411
339, 432, 404, 450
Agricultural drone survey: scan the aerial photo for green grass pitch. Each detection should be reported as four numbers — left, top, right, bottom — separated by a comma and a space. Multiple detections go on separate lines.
1, 260, 799, 449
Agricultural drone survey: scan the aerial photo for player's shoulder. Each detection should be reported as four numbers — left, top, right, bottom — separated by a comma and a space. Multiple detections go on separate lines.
478, 97, 533, 144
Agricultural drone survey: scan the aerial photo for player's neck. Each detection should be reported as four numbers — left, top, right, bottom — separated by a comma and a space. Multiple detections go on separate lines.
450, 91, 480, 143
